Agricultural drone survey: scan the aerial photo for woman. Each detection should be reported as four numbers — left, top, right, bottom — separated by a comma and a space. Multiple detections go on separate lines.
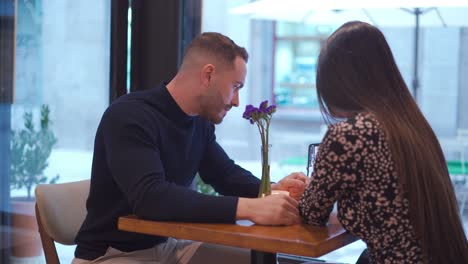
299, 21, 467, 263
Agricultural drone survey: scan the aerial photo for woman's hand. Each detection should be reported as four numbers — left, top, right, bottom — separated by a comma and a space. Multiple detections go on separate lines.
271, 172, 308, 200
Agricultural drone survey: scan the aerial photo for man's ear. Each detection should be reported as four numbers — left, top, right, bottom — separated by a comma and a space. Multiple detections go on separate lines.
200, 64, 215, 88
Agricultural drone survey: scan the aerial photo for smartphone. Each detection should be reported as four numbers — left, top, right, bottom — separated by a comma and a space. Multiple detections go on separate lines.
306, 143, 320, 177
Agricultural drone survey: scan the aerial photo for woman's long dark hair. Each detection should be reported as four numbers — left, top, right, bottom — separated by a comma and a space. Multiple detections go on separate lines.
316, 21, 467, 263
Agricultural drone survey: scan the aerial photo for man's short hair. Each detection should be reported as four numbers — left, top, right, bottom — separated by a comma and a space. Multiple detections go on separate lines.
182, 32, 248, 68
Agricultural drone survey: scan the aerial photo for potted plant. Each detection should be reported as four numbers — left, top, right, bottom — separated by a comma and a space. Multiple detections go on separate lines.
194, 174, 217, 196
10, 104, 59, 259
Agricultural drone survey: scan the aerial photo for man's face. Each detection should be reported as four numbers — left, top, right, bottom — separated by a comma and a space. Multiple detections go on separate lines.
199, 57, 247, 124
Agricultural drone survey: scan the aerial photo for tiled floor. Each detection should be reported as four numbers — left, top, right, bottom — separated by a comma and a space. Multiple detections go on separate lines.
52, 241, 367, 264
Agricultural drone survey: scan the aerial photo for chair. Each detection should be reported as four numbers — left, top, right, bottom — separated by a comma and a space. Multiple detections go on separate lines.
35, 180, 90, 264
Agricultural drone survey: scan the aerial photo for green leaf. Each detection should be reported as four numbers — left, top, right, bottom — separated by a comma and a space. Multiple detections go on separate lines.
10, 104, 60, 199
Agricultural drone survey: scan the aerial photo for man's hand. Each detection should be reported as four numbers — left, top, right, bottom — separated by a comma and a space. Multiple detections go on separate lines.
271, 172, 308, 200
236, 196, 300, 226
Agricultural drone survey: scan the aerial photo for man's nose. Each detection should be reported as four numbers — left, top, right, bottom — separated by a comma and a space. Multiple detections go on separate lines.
231, 91, 239, 107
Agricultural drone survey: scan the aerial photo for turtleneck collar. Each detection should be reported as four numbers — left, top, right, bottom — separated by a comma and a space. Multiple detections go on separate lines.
150, 82, 195, 125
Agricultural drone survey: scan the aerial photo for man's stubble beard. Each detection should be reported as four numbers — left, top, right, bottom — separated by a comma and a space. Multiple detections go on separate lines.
198, 92, 225, 125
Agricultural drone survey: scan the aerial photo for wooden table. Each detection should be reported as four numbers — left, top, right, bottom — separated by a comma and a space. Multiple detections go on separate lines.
118, 215, 357, 264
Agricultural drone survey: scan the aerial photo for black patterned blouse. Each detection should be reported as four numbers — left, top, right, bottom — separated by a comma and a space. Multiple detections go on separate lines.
299, 113, 424, 263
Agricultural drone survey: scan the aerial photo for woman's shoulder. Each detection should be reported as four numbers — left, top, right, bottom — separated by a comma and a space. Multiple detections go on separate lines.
327, 112, 383, 141
351, 112, 381, 129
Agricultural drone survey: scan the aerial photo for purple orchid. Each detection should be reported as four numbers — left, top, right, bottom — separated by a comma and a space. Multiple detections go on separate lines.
242, 100, 277, 197
242, 100, 276, 156
242, 101, 276, 126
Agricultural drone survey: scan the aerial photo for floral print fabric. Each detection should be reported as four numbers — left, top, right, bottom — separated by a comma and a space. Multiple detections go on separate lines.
299, 113, 423, 263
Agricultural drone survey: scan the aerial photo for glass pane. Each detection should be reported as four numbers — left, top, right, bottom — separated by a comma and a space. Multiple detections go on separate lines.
1, 0, 111, 262
202, 0, 329, 184
202, 0, 468, 262
274, 29, 324, 109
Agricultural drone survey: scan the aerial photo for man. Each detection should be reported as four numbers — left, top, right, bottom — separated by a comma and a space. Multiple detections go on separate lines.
73, 32, 307, 264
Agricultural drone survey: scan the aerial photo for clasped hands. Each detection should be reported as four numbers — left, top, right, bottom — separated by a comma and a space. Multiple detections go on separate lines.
237, 172, 309, 226
271, 171, 309, 201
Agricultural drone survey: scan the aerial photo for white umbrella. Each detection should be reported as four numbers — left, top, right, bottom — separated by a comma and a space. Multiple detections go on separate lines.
230, 0, 468, 101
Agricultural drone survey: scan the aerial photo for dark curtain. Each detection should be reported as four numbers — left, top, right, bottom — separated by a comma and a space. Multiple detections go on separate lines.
182, 0, 202, 55
130, 0, 201, 92
110, 0, 201, 95
0, 0, 14, 103
0, 0, 15, 261
109, 0, 129, 102
130, 0, 183, 91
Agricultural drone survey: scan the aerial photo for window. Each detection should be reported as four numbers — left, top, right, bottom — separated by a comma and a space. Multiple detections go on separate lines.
1, 0, 111, 262
203, 0, 468, 261
274, 22, 335, 110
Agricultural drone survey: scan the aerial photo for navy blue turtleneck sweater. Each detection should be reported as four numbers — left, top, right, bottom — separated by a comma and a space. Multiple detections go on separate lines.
75, 83, 260, 260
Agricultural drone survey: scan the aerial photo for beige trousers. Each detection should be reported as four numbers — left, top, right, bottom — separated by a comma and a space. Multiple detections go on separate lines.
72, 238, 250, 264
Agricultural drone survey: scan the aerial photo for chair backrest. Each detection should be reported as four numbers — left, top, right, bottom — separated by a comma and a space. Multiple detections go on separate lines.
35, 180, 90, 264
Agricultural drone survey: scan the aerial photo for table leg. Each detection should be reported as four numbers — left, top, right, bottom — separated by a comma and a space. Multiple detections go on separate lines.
251, 250, 277, 264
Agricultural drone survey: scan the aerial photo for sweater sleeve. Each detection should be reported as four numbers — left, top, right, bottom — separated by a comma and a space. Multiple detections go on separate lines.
298, 124, 363, 225
101, 104, 239, 223
198, 124, 260, 198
